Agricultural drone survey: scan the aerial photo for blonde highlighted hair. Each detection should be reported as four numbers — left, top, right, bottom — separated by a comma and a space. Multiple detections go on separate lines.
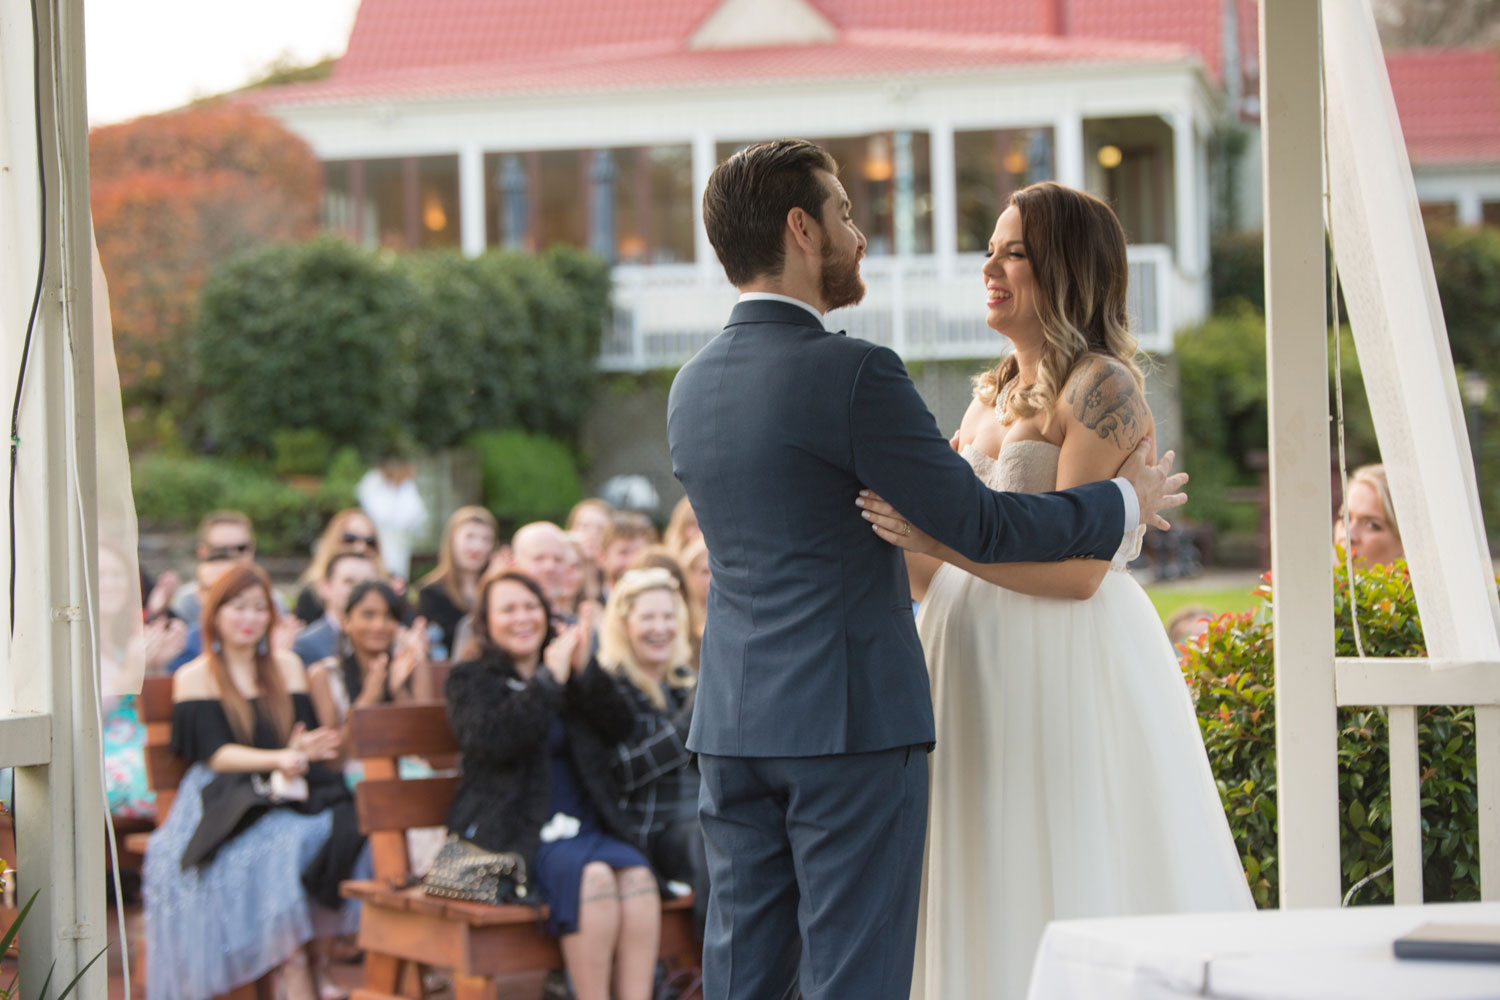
298, 508, 388, 586
418, 505, 499, 609
598, 567, 694, 709
974, 181, 1144, 427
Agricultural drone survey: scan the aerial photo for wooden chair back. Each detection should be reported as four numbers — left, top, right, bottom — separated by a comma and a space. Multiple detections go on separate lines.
349, 701, 460, 884
139, 674, 184, 819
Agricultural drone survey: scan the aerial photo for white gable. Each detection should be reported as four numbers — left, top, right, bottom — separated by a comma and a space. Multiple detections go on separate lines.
689, 0, 838, 50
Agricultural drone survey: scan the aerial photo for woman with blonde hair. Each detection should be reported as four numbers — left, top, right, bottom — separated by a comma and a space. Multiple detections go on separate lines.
566, 497, 614, 603
293, 508, 387, 623
417, 506, 498, 659
675, 536, 709, 668
859, 181, 1250, 999
1334, 463, 1404, 568
662, 495, 701, 560
597, 567, 706, 939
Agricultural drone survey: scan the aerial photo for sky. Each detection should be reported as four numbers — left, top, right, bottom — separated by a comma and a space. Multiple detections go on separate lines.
84, 0, 363, 126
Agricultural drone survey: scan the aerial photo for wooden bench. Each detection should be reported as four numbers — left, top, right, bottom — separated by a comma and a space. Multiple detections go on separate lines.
341, 701, 699, 1000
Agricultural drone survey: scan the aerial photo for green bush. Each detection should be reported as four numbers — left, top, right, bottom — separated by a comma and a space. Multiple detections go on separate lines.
1426, 225, 1500, 382
194, 237, 412, 457
467, 430, 583, 529
133, 451, 336, 555
1181, 561, 1483, 908
1210, 230, 1266, 314
271, 427, 334, 477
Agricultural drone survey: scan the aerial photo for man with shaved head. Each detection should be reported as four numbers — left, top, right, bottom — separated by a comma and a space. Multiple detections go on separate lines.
510, 521, 572, 615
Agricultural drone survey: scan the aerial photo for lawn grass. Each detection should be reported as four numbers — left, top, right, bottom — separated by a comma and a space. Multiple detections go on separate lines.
1146, 584, 1264, 624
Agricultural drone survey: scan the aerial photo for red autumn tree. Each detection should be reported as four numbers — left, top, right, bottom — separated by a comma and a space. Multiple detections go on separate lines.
90, 102, 322, 412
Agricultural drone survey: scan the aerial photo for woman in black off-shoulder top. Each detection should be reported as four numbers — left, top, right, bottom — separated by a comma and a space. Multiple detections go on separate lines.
143, 564, 366, 1000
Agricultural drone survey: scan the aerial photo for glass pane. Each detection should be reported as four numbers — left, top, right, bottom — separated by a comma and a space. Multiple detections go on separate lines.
537, 150, 586, 250
417, 156, 460, 249
364, 158, 407, 249
322, 161, 355, 236
1484, 201, 1500, 228
954, 128, 1055, 253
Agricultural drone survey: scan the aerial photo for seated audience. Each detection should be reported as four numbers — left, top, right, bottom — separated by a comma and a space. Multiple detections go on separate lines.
662, 496, 701, 561
417, 506, 498, 660
598, 568, 707, 940
677, 536, 709, 668
293, 552, 378, 668
293, 509, 386, 624
145, 565, 365, 1000
600, 512, 656, 599
511, 522, 574, 622
308, 581, 434, 740
167, 511, 281, 672
1334, 463, 1405, 569
445, 572, 659, 1000
556, 532, 594, 623
566, 498, 614, 604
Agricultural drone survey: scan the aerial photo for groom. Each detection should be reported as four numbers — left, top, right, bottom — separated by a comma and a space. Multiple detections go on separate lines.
667, 139, 1185, 1000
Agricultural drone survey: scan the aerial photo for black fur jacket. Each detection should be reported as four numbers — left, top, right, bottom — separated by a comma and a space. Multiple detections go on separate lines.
444, 651, 637, 871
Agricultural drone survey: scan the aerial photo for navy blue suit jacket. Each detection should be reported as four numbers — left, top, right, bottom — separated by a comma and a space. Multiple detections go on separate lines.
668, 299, 1124, 757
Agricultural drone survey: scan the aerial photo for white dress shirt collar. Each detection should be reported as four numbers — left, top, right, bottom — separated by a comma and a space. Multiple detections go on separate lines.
737, 292, 824, 327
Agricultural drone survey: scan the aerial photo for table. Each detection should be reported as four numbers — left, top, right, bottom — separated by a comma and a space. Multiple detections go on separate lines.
1028, 902, 1500, 999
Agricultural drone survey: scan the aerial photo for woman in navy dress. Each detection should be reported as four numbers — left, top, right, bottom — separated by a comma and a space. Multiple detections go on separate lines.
444, 571, 660, 1000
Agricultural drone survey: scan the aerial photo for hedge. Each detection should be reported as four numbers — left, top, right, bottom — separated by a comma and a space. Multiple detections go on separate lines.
1180, 560, 1483, 907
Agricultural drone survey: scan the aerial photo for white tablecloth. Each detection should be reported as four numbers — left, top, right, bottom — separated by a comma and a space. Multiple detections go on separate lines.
1029, 902, 1500, 999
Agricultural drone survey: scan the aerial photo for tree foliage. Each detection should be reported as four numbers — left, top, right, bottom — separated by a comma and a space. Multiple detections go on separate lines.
90, 104, 322, 404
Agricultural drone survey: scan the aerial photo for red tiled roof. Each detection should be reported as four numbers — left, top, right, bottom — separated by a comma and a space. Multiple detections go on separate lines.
328, 0, 1241, 84
264, 28, 1194, 107
1387, 47, 1500, 165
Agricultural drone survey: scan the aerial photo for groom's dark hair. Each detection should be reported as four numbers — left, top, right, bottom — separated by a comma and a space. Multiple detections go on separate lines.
702, 139, 838, 286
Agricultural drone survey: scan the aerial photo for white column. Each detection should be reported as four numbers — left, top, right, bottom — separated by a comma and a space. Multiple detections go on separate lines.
458, 143, 486, 257
930, 119, 957, 280
692, 130, 717, 274
1171, 109, 1199, 278
1261, 0, 1341, 909
1458, 190, 1483, 228
1055, 109, 1085, 190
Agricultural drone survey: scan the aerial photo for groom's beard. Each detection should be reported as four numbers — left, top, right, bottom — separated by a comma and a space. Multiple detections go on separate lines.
820, 234, 865, 313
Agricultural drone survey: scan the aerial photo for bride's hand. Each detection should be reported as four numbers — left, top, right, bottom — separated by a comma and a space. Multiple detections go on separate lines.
857, 490, 940, 555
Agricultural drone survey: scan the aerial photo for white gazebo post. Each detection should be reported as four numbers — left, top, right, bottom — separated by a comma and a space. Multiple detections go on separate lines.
692, 130, 718, 276
1260, 0, 1342, 908
929, 119, 957, 282
2, 0, 108, 993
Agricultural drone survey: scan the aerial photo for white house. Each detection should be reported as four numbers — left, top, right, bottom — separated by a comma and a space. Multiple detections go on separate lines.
254, 0, 1262, 371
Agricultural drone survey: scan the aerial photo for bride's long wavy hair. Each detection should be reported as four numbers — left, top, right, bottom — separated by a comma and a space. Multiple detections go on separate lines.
974, 182, 1145, 427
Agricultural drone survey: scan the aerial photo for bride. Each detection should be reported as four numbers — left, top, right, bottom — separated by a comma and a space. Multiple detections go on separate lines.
859, 182, 1252, 1000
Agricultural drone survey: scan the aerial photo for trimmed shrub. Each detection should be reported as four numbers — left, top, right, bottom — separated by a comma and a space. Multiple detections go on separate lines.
1181, 561, 1483, 908
193, 236, 412, 457
467, 430, 583, 529
271, 427, 334, 477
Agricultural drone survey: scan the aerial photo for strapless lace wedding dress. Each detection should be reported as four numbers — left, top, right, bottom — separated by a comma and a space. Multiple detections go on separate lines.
909, 441, 1252, 1000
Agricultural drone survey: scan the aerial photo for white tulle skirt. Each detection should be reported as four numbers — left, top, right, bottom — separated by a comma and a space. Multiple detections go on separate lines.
910, 566, 1253, 1000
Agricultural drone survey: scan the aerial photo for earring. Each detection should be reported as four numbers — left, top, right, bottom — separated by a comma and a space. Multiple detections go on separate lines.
210, 639, 222, 654
257, 637, 270, 657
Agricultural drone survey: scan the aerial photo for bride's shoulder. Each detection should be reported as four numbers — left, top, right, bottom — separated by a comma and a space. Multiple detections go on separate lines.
1056, 354, 1152, 452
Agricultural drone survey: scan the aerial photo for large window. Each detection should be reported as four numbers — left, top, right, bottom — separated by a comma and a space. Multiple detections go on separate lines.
321, 155, 460, 250
484, 145, 694, 261
715, 132, 932, 255
954, 127, 1055, 252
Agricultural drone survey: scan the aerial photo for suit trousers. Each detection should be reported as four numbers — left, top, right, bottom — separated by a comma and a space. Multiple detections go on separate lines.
697, 747, 929, 1000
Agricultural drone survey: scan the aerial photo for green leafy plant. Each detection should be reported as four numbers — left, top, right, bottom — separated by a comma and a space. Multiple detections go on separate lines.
270, 428, 334, 478
1180, 561, 1484, 907
466, 430, 583, 529
0, 862, 107, 1000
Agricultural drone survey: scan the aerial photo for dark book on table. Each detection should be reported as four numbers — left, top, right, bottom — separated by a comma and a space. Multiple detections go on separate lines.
1393, 923, 1500, 963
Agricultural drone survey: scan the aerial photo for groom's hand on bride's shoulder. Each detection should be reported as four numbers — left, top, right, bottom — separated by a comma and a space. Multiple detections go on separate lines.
1118, 437, 1188, 532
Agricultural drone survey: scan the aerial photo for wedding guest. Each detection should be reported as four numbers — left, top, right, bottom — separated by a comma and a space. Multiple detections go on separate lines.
1334, 463, 1404, 569
357, 458, 428, 584
598, 567, 707, 940
567, 498, 613, 605
445, 572, 659, 1000
308, 581, 433, 747
600, 512, 656, 597
169, 510, 259, 625
293, 552, 378, 668
1166, 604, 1214, 649
662, 496, 701, 561
293, 509, 387, 624
556, 533, 592, 622
417, 506, 499, 661
144, 565, 364, 1000
676, 536, 709, 669
511, 522, 573, 618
